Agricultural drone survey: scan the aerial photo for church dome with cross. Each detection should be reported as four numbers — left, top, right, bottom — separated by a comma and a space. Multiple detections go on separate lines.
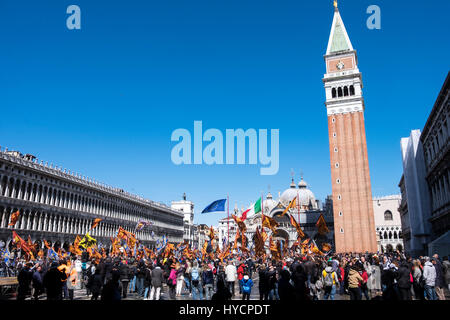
279, 177, 318, 210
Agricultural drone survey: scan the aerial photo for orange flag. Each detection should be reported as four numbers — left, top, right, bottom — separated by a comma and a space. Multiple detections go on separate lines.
269, 236, 279, 260
316, 214, 330, 235
12, 231, 34, 260
232, 214, 247, 233
8, 210, 20, 226
233, 229, 240, 250
44, 239, 51, 250
322, 243, 332, 252
289, 214, 305, 238
261, 213, 279, 233
91, 218, 102, 230
208, 226, 215, 240
281, 197, 296, 216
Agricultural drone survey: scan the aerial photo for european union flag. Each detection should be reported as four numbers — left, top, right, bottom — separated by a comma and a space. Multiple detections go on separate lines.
201, 199, 226, 213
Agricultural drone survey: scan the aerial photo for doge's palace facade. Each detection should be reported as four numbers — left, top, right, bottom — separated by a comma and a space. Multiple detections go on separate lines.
0, 148, 183, 251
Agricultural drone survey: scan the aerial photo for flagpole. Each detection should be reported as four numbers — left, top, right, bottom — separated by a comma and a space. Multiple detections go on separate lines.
227, 194, 229, 248
297, 190, 300, 224
261, 192, 264, 216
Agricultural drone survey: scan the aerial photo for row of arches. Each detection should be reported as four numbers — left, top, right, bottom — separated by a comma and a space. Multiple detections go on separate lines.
0, 205, 182, 243
331, 85, 355, 98
379, 230, 402, 240
0, 170, 183, 228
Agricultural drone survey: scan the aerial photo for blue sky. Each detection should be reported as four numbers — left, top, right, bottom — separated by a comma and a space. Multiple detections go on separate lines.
1, 0, 449, 226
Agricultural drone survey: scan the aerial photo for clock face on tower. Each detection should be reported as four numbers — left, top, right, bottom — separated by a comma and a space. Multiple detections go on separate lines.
336, 60, 345, 70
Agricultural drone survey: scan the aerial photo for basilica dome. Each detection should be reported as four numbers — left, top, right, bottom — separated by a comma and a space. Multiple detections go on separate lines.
280, 177, 317, 209
262, 192, 277, 214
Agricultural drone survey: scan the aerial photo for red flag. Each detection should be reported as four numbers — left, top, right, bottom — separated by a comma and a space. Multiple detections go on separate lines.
8, 210, 20, 226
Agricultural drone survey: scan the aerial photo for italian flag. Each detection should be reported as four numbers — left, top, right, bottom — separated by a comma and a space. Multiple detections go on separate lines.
241, 197, 262, 221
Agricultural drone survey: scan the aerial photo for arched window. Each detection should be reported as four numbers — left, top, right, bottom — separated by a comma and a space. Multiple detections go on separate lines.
384, 210, 393, 221
349, 85, 355, 95
383, 231, 388, 239
379, 232, 383, 239
338, 87, 343, 97
344, 86, 349, 96
388, 231, 392, 239
393, 231, 397, 239
332, 88, 337, 98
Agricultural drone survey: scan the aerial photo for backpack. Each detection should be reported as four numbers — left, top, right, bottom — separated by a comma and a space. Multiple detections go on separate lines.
242, 279, 252, 294
324, 271, 334, 288
191, 268, 200, 286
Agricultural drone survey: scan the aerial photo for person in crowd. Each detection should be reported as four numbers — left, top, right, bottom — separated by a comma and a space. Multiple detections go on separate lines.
143, 261, 152, 299
17, 262, 34, 300
190, 260, 203, 300
225, 259, 237, 297
149, 262, 164, 300
43, 261, 66, 300
87, 268, 103, 300
237, 260, 247, 295
67, 261, 80, 300
443, 256, 450, 292
432, 255, 446, 300
396, 260, 412, 300
128, 260, 137, 294
175, 262, 185, 297
202, 263, 214, 300
167, 262, 177, 300
240, 272, 253, 300
119, 259, 130, 299
258, 263, 269, 300
32, 264, 44, 300
412, 259, 425, 300
359, 265, 370, 300
291, 263, 308, 301
101, 270, 121, 301
322, 260, 339, 300
211, 277, 232, 301
423, 257, 437, 300
277, 268, 294, 300
135, 259, 146, 297
348, 261, 363, 300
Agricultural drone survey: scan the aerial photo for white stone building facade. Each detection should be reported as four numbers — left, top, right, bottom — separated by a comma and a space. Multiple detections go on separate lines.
373, 195, 404, 253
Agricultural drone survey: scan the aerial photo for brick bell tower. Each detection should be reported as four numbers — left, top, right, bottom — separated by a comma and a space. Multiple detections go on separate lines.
323, 1, 377, 253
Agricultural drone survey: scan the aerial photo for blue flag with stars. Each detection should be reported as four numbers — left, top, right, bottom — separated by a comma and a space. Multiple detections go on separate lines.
201, 199, 226, 214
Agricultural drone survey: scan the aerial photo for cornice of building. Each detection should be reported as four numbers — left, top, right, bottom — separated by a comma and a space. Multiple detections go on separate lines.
0, 149, 183, 217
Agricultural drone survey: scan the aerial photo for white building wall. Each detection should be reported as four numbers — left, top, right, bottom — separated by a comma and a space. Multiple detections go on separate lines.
400, 130, 432, 256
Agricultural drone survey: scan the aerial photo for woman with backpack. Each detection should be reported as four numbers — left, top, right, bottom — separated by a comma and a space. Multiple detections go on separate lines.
240, 272, 254, 300
321, 261, 338, 300
412, 259, 425, 300
190, 260, 203, 300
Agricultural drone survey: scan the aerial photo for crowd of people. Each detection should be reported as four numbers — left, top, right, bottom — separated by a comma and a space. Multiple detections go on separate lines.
2, 248, 449, 301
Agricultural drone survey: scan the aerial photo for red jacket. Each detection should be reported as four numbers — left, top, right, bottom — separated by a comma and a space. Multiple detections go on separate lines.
237, 264, 245, 281
359, 271, 368, 287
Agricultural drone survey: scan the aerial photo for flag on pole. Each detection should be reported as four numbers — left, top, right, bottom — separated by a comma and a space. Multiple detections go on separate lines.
261, 213, 279, 233
79, 232, 97, 249
8, 210, 20, 226
136, 220, 152, 231
289, 214, 305, 238
201, 199, 227, 213
231, 214, 247, 233
316, 214, 330, 235
91, 218, 102, 230
241, 197, 262, 221
281, 197, 297, 216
